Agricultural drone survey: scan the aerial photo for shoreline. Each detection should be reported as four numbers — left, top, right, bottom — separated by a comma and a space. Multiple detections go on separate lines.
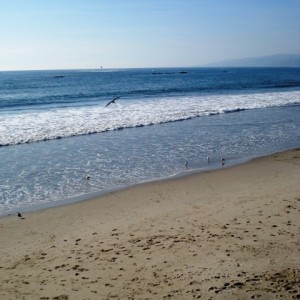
1, 155, 251, 218
0, 148, 299, 299
0, 150, 250, 218
0, 149, 287, 218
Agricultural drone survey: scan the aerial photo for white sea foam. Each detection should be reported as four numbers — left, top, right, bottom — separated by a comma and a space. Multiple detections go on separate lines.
0, 91, 299, 146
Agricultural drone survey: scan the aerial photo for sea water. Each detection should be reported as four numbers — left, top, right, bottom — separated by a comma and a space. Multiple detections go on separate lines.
0, 68, 299, 215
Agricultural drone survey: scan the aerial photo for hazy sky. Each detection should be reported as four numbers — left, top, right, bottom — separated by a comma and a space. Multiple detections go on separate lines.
1, 0, 299, 70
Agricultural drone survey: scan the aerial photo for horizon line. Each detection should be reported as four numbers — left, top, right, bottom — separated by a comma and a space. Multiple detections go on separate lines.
1, 66, 300, 72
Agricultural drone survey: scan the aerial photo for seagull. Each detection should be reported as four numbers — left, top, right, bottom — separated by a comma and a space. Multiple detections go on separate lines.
185, 160, 189, 169
221, 157, 225, 167
105, 97, 120, 107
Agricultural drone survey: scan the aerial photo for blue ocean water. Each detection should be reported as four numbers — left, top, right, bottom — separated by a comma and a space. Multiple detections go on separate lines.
0, 68, 300, 215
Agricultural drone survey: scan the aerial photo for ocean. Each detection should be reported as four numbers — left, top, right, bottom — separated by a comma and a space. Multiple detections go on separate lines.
0, 67, 300, 216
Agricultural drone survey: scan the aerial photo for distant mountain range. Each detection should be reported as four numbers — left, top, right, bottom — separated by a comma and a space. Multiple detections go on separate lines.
205, 54, 300, 67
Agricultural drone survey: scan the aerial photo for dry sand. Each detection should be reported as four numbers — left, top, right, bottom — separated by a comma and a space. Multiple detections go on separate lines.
0, 149, 299, 300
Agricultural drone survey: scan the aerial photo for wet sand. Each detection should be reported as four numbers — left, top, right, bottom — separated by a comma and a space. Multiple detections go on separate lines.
0, 148, 299, 299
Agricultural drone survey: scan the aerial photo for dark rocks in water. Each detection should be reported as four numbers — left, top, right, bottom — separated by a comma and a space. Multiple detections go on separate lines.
151, 71, 188, 75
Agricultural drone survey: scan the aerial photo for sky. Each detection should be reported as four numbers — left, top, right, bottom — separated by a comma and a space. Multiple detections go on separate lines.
0, 0, 299, 71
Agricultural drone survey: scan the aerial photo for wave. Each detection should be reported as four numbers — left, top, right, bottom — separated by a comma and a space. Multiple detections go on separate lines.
0, 111, 231, 147
2, 80, 300, 111
222, 108, 247, 114
268, 82, 300, 89
0, 91, 299, 147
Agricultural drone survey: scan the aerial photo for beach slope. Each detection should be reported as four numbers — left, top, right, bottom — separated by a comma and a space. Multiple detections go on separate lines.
0, 149, 299, 299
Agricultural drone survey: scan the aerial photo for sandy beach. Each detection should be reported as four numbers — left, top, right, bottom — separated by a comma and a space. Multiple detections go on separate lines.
0, 149, 299, 300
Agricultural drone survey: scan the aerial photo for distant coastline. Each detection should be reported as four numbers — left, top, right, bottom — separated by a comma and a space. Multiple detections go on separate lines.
204, 54, 300, 68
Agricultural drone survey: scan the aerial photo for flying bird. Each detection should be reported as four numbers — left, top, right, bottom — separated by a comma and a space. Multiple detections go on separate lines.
106, 97, 120, 107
